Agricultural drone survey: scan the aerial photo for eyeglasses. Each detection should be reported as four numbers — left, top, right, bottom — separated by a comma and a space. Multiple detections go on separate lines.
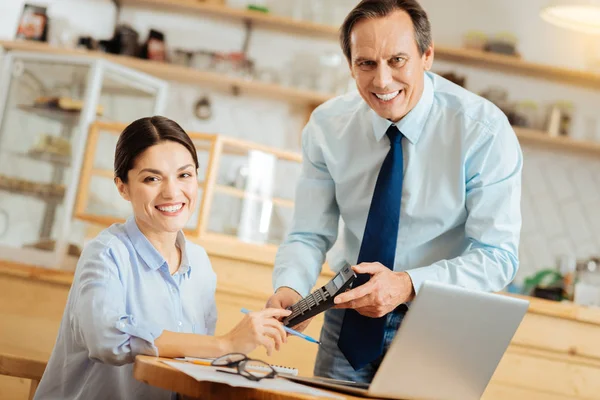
211, 353, 277, 382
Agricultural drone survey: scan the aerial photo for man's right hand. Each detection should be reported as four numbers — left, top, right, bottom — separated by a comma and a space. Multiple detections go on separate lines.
266, 287, 313, 333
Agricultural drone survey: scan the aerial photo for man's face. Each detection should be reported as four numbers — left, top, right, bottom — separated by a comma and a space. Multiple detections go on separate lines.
349, 10, 434, 122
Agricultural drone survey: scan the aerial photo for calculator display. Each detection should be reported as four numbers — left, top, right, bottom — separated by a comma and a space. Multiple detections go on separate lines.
332, 274, 344, 289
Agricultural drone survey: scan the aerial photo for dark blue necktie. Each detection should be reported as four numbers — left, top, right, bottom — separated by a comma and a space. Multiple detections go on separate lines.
337, 124, 404, 370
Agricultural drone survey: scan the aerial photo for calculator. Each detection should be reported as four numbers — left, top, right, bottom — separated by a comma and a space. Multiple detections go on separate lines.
282, 265, 357, 328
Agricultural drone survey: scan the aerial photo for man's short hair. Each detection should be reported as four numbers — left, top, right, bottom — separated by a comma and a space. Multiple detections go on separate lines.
340, 0, 432, 61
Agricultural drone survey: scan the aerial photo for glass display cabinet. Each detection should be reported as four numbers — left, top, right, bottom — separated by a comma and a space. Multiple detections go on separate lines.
75, 121, 301, 265
0, 48, 167, 269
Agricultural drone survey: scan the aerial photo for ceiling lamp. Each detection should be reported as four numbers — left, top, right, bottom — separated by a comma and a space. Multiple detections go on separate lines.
540, 1, 600, 35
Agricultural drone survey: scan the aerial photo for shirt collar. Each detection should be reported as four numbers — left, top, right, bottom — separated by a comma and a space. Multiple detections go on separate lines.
124, 216, 192, 277
176, 231, 192, 278
370, 71, 434, 144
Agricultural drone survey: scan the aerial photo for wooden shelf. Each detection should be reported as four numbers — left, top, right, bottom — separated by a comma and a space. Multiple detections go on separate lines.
9, 150, 71, 167
116, 0, 339, 38
0, 178, 64, 203
4, 41, 600, 156
514, 127, 600, 157
434, 46, 600, 90
0, 40, 331, 106
17, 104, 80, 124
4, 37, 599, 106
117, 0, 600, 90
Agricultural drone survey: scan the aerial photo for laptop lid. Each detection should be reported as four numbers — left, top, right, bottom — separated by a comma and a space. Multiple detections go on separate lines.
369, 280, 529, 400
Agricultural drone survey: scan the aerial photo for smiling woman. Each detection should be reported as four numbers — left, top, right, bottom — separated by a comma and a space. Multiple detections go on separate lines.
113, 117, 200, 273
33, 116, 291, 400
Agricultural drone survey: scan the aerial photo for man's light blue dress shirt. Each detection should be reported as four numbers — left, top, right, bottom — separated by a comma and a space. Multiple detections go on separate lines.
34, 217, 218, 400
274, 72, 522, 297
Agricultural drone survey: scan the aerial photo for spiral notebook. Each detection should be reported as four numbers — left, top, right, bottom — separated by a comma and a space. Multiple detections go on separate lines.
181, 357, 298, 376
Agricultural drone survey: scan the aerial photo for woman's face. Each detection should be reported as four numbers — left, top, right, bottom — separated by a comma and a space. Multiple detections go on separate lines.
116, 140, 198, 235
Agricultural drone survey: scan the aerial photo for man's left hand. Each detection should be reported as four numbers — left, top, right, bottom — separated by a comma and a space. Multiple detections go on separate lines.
333, 263, 415, 318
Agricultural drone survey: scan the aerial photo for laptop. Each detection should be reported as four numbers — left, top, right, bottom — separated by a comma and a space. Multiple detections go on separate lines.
283, 280, 529, 400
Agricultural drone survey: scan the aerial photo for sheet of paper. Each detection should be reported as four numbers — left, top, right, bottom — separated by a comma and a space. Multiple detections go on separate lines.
162, 361, 344, 399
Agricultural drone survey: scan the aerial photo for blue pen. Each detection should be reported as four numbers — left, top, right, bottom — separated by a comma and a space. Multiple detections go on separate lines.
240, 308, 321, 345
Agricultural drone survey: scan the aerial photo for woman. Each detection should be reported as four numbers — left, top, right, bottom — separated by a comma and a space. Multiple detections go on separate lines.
34, 116, 290, 399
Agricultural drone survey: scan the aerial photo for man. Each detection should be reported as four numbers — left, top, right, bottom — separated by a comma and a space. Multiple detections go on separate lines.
267, 0, 522, 384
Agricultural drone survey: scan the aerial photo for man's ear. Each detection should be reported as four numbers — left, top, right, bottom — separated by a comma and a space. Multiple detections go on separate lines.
115, 177, 131, 202
422, 41, 434, 71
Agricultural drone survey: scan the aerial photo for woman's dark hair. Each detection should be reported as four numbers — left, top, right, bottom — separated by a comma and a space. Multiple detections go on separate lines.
340, 0, 432, 61
114, 116, 199, 183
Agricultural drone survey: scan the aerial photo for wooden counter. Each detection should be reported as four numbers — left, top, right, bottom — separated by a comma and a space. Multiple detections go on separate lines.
2, 258, 600, 400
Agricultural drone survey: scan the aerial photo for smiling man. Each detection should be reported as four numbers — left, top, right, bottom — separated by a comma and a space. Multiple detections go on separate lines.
267, 0, 523, 383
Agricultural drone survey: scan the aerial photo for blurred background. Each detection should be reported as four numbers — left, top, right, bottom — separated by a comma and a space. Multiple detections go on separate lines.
1, 0, 600, 300
2, 1, 600, 399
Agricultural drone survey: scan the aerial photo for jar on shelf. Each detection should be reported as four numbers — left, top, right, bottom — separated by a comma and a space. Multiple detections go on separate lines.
191, 50, 215, 71
546, 100, 574, 137
574, 258, 600, 307
462, 31, 488, 51
514, 100, 540, 129
479, 87, 510, 111
484, 32, 519, 57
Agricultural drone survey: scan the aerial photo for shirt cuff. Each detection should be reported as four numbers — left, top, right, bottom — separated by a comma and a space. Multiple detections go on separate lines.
273, 267, 312, 297
405, 265, 439, 295
115, 315, 163, 357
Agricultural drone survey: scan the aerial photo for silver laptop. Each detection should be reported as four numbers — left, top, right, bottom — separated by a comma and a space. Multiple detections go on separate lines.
284, 280, 529, 400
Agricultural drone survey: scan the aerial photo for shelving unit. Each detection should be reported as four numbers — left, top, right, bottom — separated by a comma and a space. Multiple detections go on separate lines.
0, 48, 169, 270
17, 104, 80, 124
116, 0, 600, 90
4, 0, 600, 155
2, 40, 599, 156
0, 41, 331, 107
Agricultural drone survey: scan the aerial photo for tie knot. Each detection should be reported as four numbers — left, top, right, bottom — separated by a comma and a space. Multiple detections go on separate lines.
386, 125, 402, 144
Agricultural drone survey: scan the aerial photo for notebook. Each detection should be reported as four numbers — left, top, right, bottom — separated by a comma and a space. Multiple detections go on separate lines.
181, 357, 298, 376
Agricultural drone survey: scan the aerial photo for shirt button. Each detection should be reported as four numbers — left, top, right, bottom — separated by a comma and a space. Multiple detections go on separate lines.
119, 322, 125, 329
178, 321, 182, 327
171, 287, 176, 294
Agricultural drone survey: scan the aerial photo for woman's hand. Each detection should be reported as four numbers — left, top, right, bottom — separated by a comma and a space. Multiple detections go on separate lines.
221, 308, 291, 356
266, 287, 313, 333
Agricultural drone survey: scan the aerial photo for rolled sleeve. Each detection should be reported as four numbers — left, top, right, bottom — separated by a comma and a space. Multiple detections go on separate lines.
408, 116, 522, 294
71, 245, 163, 366
115, 315, 163, 357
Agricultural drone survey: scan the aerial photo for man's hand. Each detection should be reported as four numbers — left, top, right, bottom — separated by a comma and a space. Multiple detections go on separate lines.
265, 287, 313, 333
333, 263, 415, 318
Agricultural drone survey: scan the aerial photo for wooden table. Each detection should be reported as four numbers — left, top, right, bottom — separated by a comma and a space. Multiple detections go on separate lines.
133, 355, 374, 400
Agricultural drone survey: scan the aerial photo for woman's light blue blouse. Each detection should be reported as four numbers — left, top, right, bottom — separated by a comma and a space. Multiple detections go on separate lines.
34, 217, 217, 400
